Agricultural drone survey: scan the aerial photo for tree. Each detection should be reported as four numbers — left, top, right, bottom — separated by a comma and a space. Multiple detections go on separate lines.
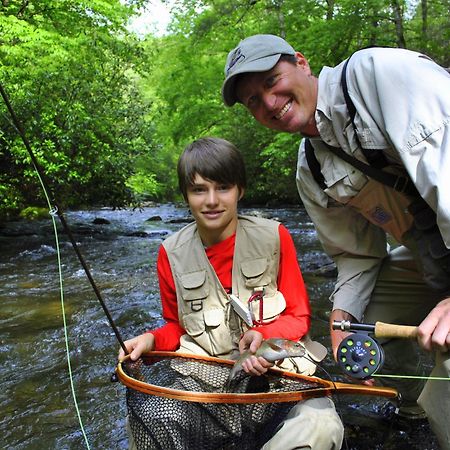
0, 0, 154, 217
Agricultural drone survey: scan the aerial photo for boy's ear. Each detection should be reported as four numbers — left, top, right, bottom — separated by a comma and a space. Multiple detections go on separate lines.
238, 188, 245, 200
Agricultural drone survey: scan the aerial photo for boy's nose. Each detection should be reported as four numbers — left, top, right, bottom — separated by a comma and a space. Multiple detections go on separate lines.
206, 189, 218, 205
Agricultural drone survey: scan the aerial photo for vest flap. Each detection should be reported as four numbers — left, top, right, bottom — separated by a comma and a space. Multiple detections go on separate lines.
241, 257, 268, 278
180, 270, 207, 289
203, 308, 224, 327
183, 313, 205, 336
178, 270, 209, 301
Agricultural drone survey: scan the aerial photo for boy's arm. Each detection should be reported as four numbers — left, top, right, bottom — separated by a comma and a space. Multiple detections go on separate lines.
147, 245, 185, 350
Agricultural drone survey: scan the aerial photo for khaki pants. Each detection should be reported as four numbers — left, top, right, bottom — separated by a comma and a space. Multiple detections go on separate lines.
261, 397, 343, 450
365, 245, 450, 450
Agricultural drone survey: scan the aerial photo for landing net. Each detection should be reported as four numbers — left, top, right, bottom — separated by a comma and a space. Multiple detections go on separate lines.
116, 351, 397, 450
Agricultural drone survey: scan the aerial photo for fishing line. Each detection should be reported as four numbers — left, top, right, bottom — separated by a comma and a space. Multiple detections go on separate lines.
0, 81, 129, 448
373, 374, 450, 381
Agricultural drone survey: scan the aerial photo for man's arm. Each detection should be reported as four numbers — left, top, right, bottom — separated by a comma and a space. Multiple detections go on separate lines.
418, 297, 450, 353
297, 157, 388, 357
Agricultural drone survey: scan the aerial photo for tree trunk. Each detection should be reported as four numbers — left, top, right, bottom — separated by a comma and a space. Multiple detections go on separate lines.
391, 0, 407, 48
421, 0, 428, 50
326, 0, 335, 21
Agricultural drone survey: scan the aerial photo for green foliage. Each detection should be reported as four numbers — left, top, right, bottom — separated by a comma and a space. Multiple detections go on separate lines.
19, 206, 49, 220
1, 0, 448, 219
0, 0, 154, 216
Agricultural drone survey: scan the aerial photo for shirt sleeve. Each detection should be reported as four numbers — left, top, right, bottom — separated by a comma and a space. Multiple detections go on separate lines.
297, 149, 389, 321
148, 245, 185, 350
251, 224, 311, 340
349, 49, 450, 248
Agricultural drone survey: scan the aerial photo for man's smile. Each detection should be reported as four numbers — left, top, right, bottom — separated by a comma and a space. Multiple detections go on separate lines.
275, 100, 292, 120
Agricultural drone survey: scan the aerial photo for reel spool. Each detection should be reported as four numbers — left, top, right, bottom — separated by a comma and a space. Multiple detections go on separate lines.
336, 333, 384, 379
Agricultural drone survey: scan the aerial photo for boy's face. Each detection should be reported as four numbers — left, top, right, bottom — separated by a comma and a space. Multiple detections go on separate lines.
186, 173, 242, 247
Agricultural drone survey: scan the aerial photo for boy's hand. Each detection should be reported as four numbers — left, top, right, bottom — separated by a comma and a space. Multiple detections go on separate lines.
118, 333, 155, 362
239, 329, 264, 354
238, 330, 273, 376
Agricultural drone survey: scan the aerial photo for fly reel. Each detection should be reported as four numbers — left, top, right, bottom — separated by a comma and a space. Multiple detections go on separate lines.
336, 333, 384, 379
332, 320, 387, 379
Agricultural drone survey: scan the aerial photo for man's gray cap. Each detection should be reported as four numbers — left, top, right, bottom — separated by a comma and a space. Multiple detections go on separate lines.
222, 34, 295, 107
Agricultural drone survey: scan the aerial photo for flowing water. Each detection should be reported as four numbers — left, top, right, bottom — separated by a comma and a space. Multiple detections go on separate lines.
0, 204, 438, 449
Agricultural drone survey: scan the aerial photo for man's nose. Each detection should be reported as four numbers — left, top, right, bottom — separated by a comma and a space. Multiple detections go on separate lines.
261, 92, 276, 110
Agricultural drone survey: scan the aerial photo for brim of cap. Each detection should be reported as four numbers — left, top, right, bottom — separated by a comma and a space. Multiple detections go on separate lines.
222, 54, 282, 107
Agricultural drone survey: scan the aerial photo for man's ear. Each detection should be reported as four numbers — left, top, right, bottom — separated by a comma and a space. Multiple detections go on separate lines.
238, 188, 245, 200
295, 52, 311, 74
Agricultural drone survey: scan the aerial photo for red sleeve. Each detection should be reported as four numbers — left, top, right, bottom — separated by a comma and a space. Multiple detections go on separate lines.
251, 224, 311, 340
148, 245, 185, 350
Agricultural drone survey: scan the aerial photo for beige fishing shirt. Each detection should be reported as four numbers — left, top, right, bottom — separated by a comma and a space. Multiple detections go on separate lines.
296, 47, 450, 321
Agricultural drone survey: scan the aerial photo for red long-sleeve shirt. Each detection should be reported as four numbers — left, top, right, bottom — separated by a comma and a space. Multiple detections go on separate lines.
150, 223, 311, 350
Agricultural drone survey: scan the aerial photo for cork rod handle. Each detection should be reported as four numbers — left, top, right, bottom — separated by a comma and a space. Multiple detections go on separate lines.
374, 321, 418, 339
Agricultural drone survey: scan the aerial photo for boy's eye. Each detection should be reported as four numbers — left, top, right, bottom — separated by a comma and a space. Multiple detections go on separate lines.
217, 184, 230, 191
190, 186, 206, 193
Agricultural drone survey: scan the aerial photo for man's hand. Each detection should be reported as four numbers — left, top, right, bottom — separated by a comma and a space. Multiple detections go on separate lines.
329, 309, 356, 360
238, 330, 273, 376
417, 297, 450, 352
118, 333, 155, 362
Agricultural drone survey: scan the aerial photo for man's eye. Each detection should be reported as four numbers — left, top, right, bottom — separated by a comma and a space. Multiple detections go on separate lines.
218, 185, 231, 191
266, 75, 277, 87
247, 96, 258, 108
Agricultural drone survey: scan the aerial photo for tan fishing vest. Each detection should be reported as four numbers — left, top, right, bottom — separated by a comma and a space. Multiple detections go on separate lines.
162, 215, 286, 358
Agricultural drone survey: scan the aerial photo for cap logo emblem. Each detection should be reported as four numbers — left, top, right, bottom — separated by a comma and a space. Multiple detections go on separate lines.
226, 47, 245, 75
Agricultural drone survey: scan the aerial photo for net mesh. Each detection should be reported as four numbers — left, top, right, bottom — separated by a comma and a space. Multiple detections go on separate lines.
122, 353, 326, 450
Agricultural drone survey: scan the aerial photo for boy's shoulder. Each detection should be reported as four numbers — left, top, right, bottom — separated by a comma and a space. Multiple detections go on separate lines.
238, 214, 280, 228
162, 221, 197, 248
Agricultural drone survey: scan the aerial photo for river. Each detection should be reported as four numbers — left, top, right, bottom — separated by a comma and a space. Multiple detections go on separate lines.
0, 204, 437, 449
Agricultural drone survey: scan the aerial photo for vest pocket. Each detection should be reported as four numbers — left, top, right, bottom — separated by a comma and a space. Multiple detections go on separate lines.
183, 308, 233, 356
241, 257, 271, 288
178, 269, 209, 304
248, 292, 286, 323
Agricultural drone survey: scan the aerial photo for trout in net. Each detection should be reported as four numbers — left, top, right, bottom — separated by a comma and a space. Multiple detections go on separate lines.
225, 338, 306, 392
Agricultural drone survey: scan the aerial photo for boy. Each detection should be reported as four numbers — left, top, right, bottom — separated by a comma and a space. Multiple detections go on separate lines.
119, 137, 343, 449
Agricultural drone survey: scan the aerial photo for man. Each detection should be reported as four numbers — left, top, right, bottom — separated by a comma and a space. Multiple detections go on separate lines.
222, 34, 450, 448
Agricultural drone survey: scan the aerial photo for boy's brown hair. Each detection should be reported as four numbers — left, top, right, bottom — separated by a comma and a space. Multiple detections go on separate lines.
177, 137, 247, 200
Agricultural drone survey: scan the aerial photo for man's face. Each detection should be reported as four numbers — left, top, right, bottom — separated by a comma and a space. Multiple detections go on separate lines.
235, 53, 318, 136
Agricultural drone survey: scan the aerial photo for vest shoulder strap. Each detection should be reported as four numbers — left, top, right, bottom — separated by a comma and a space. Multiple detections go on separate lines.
341, 55, 389, 170
304, 139, 327, 190
307, 138, 419, 196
